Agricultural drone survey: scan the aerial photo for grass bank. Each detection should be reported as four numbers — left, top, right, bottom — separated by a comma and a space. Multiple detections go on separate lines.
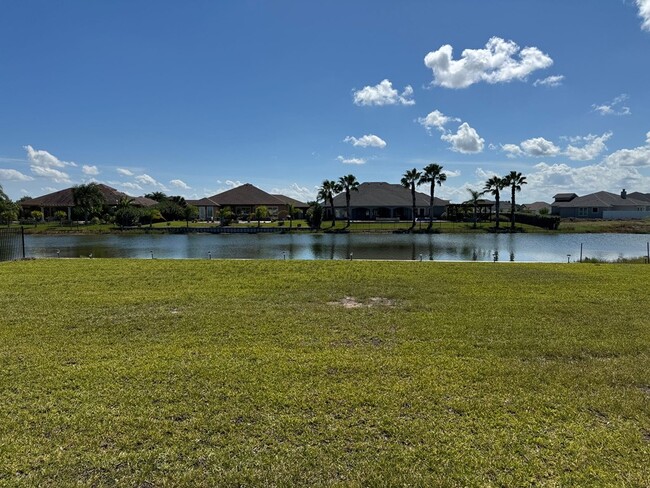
1, 260, 649, 485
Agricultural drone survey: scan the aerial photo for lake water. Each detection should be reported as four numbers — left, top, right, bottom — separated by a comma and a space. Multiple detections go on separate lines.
24, 233, 650, 262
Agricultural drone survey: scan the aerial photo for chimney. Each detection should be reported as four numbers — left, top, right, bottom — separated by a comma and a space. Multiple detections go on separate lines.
621, 189, 627, 199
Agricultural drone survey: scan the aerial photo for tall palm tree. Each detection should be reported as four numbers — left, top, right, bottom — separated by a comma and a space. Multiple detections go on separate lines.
418, 163, 447, 231
287, 203, 296, 231
401, 168, 421, 230
503, 171, 527, 231
465, 188, 485, 228
484, 176, 505, 230
338, 174, 359, 228
317, 180, 341, 228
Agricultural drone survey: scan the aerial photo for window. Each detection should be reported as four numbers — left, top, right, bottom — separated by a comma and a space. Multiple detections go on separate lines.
592, 207, 598, 213
578, 207, 588, 217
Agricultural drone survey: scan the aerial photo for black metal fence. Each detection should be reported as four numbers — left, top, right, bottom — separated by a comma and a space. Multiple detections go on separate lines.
0, 227, 25, 262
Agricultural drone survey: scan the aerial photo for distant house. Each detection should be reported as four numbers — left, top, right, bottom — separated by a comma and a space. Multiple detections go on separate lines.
328, 182, 449, 221
19, 184, 157, 220
208, 183, 306, 219
522, 201, 551, 214
551, 190, 650, 219
185, 197, 220, 221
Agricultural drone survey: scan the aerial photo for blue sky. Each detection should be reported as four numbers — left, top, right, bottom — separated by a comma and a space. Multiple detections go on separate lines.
1, 0, 649, 203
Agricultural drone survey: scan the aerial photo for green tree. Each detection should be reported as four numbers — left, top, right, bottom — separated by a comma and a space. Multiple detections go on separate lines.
72, 183, 106, 222
30, 210, 44, 224
115, 206, 142, 227
287, 204, 296, 230
144, 192, 168, 202
401, 168, 421, 230
418, 163, 447, 231
338, 174, 359, 228
183, 205, 199, 228
305, 201, 323, 230
503, 171, 528, 231
465, 189, 485, 229
484, 176, 506, 230
54, 210, 67, 225
0, 184, 8, 202
117, 196, 135, 209
317, 180, 341, 228
219, 206, 234, 226
254, 205, 269, 228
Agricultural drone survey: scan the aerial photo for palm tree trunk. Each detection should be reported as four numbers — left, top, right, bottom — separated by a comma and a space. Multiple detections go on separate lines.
428, 187, 434, 231
511, 186, 515, 231
411, 187, 416, 231
495, 192, 500, 230
330, 199, 336, 227
346, 192, 351, 228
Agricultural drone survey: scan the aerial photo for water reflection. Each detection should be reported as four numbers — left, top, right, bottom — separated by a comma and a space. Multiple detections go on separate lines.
24, 232, 650, 263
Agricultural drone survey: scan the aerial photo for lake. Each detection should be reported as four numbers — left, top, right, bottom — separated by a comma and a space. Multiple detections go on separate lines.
24, 232, 650, 262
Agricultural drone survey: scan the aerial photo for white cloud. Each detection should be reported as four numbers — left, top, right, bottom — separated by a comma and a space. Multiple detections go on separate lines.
30, 166, 71, 183
117, 168, 134, 176
82, 165, 99, 176
441, 123, 484, 153
647, 131, 650, 145
0, 169, 34, 181
592, 94, 631, 116
533, 75, 564, 87
520, 137, 561, 157
637, 0, 650, 31
120, 182, 144, 192
565, 132, 612, 161
501, 143, 524, 158
270, 183, 314, 202
418, 109, 460, 132
337, 155, 366, 165
24, 145, 76, 168
424, 37, 553, 89
603, 140, 650, 167
353, 79, 415, 106
135, 174, 167, 189
224, 180, 242, 188
445, 170, 461, 178
170, 179, 191, 190
344, 134, 387, 148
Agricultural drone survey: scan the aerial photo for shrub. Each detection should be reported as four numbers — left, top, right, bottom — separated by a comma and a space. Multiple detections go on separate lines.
513, 212, 560, 230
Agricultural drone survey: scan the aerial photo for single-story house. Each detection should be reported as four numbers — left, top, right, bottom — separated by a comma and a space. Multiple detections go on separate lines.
327, 182, 449, 221
208, 183, 306, 219
185, 197, 220, 221
551, 190, 650, 219
19, 184, 157, 220
522, 201, 551, 214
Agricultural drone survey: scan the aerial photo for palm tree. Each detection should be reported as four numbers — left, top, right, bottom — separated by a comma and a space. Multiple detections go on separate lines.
503, 171, 527, 231
338, 174, 359, 228
72, 183, 106, 222
418, 163, 447, 231
287, 203, 296, 231
116, 195, 135, 209
401, 168, 422, 230
317, 180, 341, 228
144, 191, 168, 202
484, 176, 505, 230
465, 188, 485, 228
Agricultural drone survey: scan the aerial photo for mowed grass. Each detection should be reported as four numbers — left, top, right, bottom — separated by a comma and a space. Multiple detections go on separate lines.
0, 260, 649, 486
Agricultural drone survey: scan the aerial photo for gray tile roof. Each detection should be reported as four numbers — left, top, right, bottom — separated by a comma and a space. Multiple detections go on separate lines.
552, 191, 648, 208
331, 182, 449, 207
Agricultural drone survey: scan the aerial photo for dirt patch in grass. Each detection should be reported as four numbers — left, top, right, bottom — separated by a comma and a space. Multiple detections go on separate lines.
327, 296, 396, 308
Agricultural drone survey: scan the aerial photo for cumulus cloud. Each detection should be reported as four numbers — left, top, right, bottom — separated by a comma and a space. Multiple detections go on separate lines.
592, 94, 631, 116
170, 179, 191, 190
120, 182, 144, 192
30, 166, 71, 183
565, 132, 612, 161
441, 123, 485, 153
135, 174, 167, 190
117, 168, 134, 176
637, 0, 650, 31
337, 155, 366, 165
520, 137, 561, 157
417, 109, 460, 132
82, 165, 99, 176
0, 169, 34, 181
353, 79, 415, 106
424, 37, 553, 89
533, 75, 564, 87
24, 145, 76, 168
344, 134, 387, 148
603, 138, 650, 167
270, 183, 315, 202
502, 143, 525, 158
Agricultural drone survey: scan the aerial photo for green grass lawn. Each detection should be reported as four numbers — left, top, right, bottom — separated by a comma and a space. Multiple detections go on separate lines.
1, 260, 649, 486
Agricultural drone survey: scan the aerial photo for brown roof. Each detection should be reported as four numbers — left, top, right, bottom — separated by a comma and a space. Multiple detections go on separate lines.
523, 201, 551, 212
209, 183, 287, 206
331, 182, 449, 207
186, 197, 220, 207
20, 184, 158, 208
